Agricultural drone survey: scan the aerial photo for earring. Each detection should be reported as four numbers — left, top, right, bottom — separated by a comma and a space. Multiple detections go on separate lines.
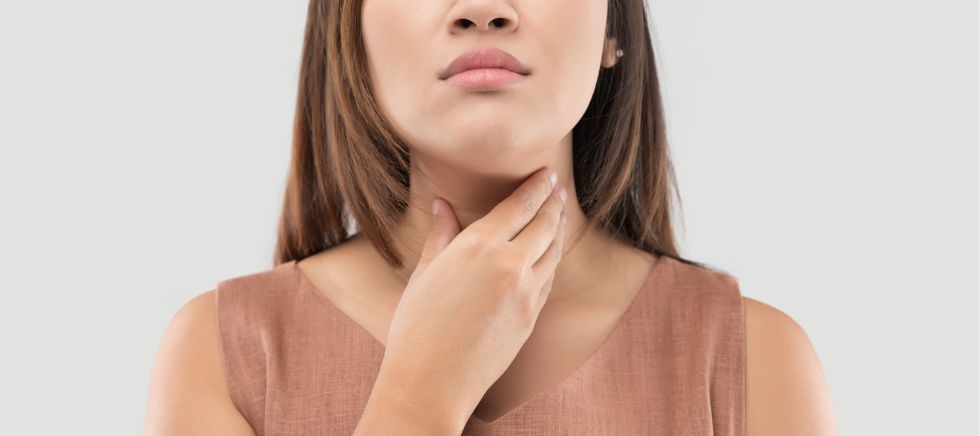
615, 49, 624, 58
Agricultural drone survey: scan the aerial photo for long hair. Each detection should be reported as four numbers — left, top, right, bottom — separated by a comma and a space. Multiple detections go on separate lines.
273, 0, 716, 273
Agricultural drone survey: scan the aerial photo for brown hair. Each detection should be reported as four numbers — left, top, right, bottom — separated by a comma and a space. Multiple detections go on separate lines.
273, 0, 717, 273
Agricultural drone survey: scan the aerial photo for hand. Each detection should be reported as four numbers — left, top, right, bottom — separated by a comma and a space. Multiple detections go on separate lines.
376, 166, 568, 427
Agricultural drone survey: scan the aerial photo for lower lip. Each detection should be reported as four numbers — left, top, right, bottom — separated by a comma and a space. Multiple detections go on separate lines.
444, 68, 528, 90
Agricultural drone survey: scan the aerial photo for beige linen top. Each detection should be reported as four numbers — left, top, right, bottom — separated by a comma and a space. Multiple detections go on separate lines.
215, 255, 746, 435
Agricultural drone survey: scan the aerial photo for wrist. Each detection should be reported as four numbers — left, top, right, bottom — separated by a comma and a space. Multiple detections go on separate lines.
356, 371, 468, 435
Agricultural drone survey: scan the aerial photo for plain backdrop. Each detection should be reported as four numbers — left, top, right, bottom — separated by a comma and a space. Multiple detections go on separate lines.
0, 1, 976, 434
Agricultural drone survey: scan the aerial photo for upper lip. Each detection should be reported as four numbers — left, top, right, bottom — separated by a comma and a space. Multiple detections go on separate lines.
439, 47, 531, 80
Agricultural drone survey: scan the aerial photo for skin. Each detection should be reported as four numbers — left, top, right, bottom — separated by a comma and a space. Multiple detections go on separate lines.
350, 0, 658, 423
357, 0, 625, 301
143, 1, 838, 434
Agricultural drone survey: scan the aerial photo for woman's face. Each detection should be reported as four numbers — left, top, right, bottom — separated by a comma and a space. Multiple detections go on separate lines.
361, 0, 617, 176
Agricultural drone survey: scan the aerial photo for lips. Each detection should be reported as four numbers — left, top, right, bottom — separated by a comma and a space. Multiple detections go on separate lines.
439, 47, 531, 80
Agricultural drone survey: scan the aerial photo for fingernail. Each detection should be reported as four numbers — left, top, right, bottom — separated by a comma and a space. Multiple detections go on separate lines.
558, 186, 567, 204
431, 199, 439, 216
548, 170, 558, 187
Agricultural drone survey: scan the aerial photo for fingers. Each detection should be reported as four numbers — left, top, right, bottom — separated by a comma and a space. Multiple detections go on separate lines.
531, 202, 567, 274
510, 182, 566, 264
473, 167, 558, 241
417, 197, 462, 271
532, 212, 567, 310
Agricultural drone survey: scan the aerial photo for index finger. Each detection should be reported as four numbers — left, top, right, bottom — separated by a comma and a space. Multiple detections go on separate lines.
470, 167, 558, 241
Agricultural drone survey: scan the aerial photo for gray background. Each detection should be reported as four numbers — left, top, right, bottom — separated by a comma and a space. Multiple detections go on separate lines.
0, 0, 976, 434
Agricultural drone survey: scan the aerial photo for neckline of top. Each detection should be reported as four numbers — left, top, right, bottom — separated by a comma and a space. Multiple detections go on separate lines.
291, 253, 674, 425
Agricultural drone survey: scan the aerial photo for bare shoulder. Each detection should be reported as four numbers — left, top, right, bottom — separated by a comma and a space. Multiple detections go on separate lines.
742, 296, 839, 436
143, 289, 256, 436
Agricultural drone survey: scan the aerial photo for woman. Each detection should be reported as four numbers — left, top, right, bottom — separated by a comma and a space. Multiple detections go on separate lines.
144, 0, 837, 435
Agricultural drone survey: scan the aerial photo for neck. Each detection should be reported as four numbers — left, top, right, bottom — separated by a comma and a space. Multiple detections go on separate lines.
384, 134, 610, 303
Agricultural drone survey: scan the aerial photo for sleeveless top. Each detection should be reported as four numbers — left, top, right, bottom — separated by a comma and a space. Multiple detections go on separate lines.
215, 255, 746, 435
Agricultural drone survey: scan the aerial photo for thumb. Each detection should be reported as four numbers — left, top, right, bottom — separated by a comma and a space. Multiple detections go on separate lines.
417, 197, 461, 270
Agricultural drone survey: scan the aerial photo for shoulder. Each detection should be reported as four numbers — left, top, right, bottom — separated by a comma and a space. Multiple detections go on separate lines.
215, 261, 303, 302
657, 258, 745, 315
742, 296, 838, 435
663, 257, 740, 292
144, 289, 255, 436
214, 261, 305, 325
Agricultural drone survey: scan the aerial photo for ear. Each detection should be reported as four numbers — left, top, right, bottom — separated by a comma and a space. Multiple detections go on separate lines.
601, 37, 620, 69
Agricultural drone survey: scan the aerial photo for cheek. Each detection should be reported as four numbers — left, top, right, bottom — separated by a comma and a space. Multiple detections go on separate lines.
532, 2, 609, 135
360, 1, 436, 141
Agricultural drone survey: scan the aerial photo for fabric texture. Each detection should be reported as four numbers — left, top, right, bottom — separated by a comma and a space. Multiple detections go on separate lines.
215, 255, 746, 435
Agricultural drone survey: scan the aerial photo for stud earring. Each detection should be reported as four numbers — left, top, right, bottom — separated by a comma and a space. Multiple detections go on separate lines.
615, 49, 624, 58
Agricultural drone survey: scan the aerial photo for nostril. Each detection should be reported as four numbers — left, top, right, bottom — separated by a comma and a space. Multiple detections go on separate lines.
456, 18, 509, 30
